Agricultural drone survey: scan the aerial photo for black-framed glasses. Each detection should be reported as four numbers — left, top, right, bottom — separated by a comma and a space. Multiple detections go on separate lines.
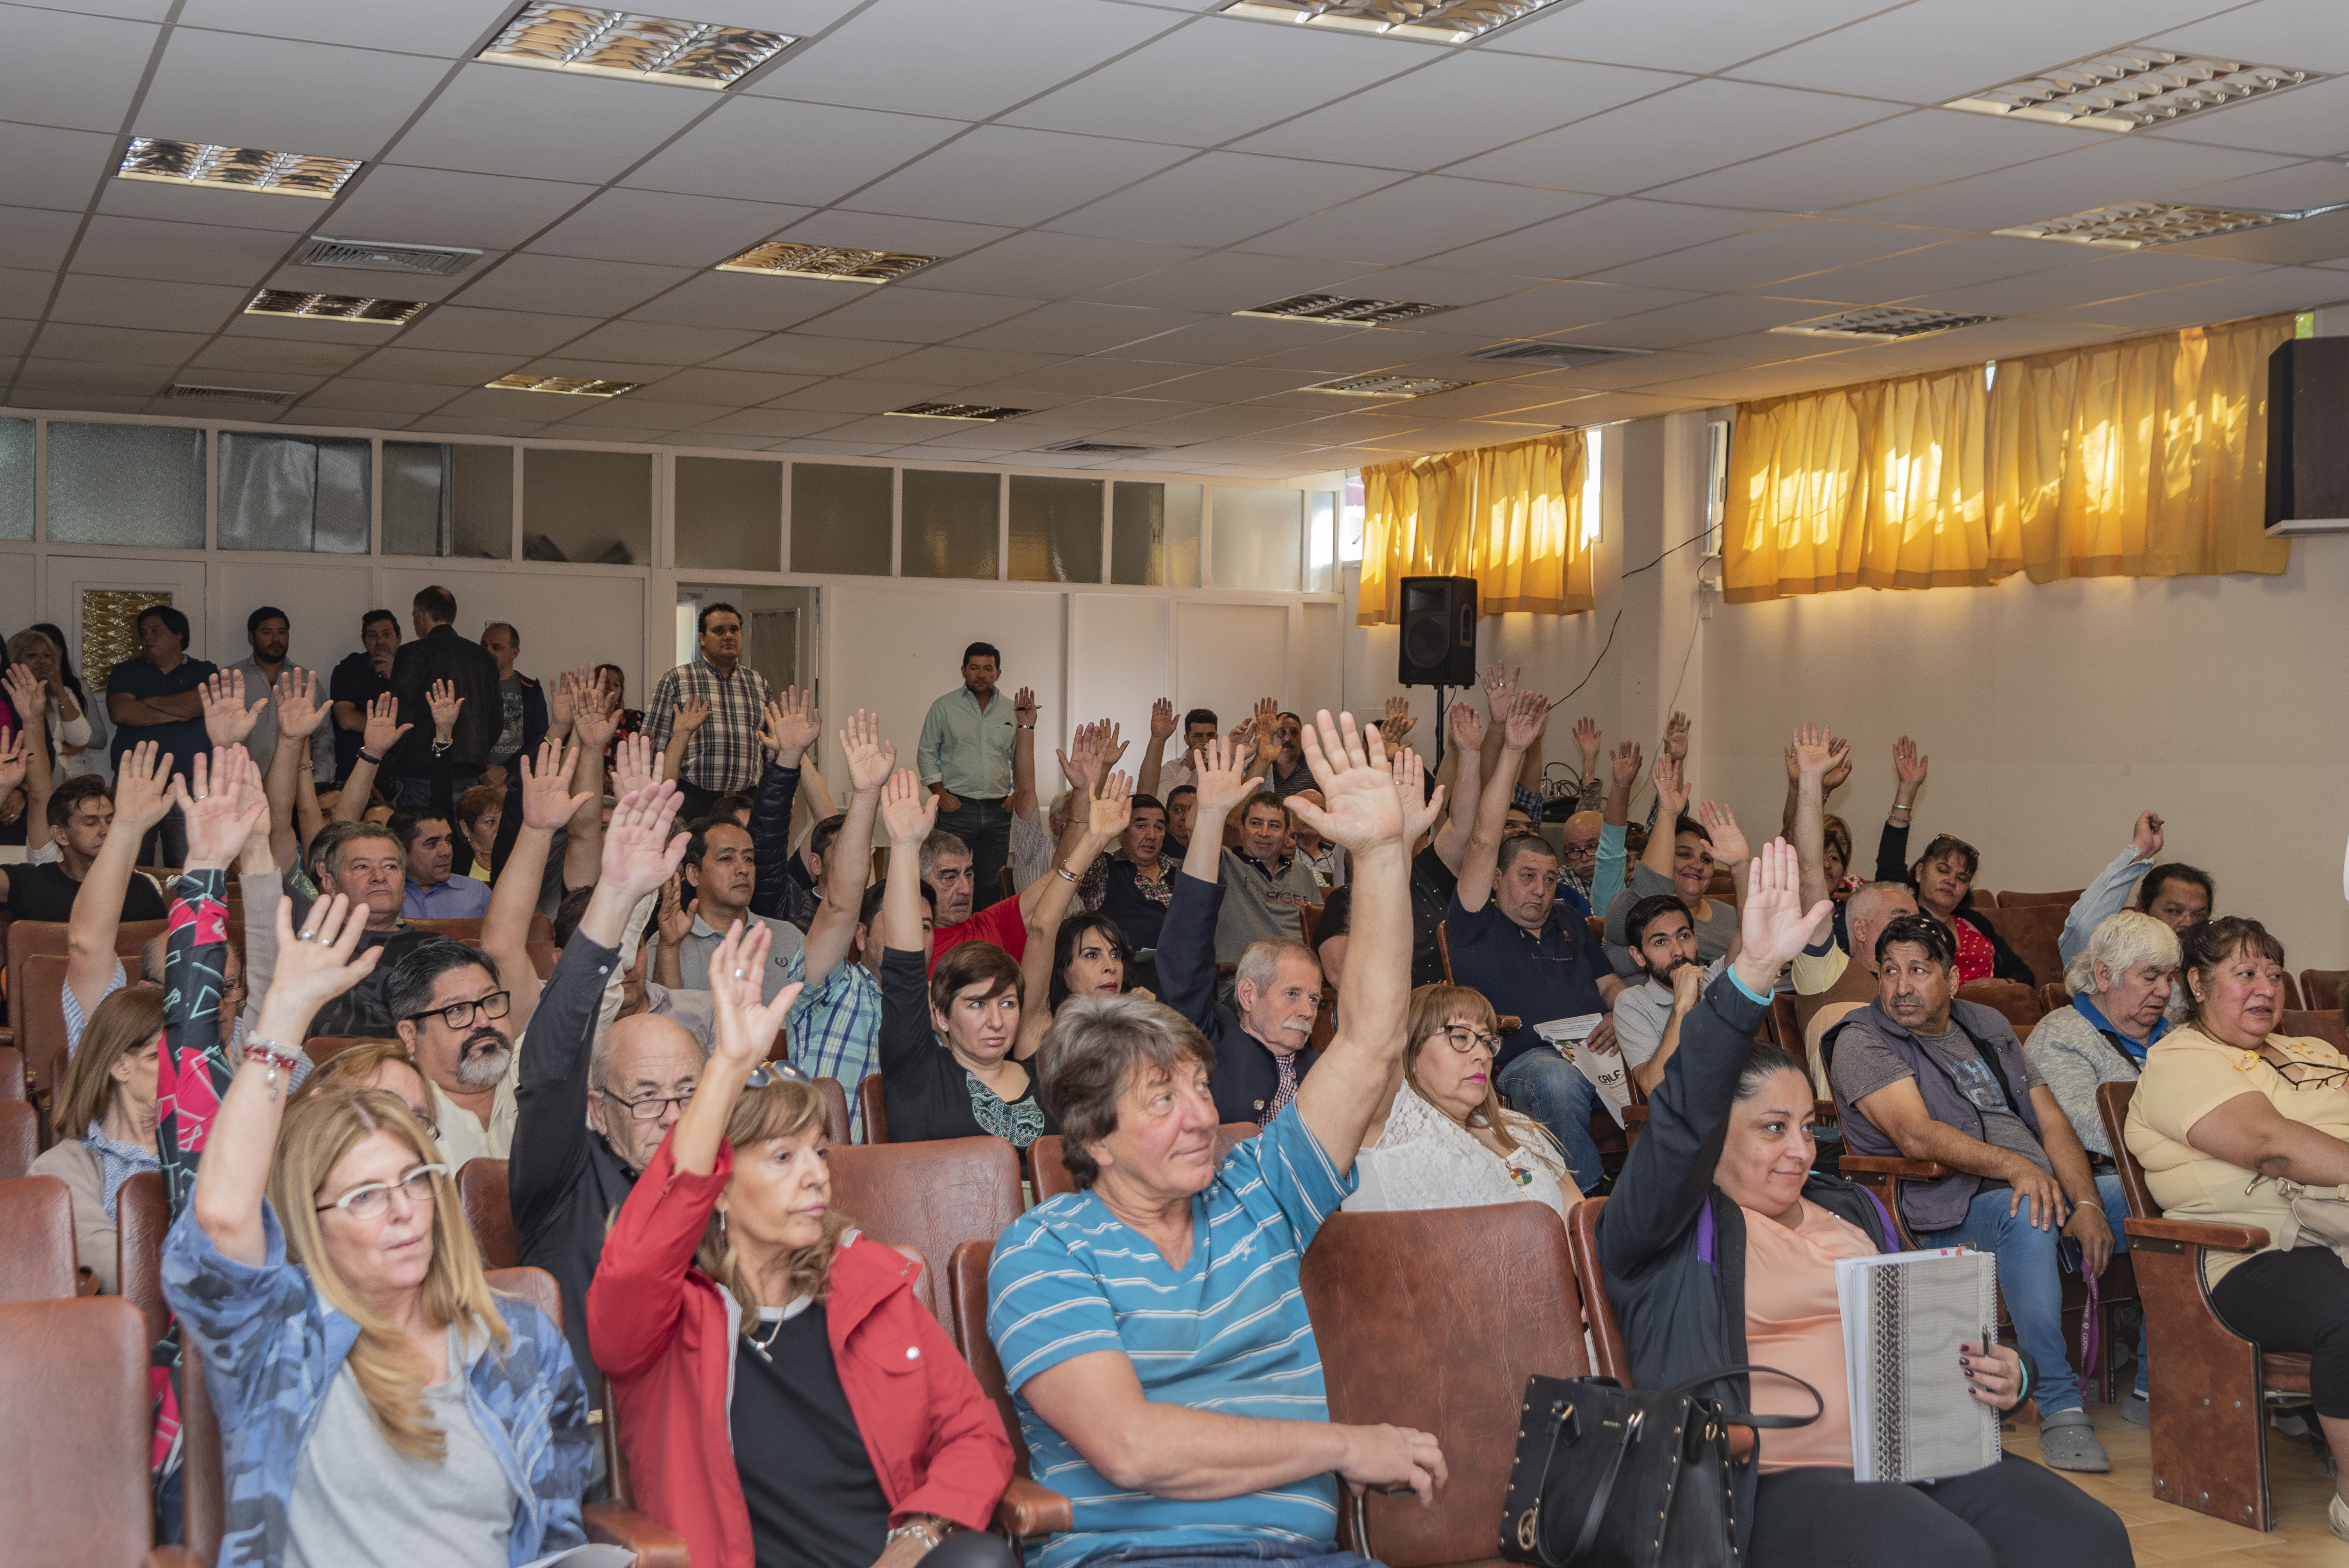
318, 1163, 446, 1219
2274, 1058, 2349, 1092
405, 991, 511, 1030
1438, 1026, 1499, 1055
608, 1089, 696, 1121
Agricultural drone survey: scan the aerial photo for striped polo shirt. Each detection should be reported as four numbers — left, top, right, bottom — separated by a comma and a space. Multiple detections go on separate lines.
987, 1110, 1355, 1568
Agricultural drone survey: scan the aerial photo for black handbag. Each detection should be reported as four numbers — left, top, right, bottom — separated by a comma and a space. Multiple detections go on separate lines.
1497, 1367, 1822, 1568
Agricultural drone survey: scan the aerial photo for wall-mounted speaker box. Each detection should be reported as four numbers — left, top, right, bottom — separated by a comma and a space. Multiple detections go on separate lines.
1397, 576, 1478, 686
2266, 336, 2349, 536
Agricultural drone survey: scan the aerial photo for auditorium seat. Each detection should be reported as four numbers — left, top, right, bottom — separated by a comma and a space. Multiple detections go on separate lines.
1993, 889, 2080, 908
0, 1045, 24, 1101
15, 952, 69, 1123
459, 1158, 520, 1269
116, 1172, 168, 1343
2039, 981, 2073, 1016
0, 1174, 77, 1302
857, 1073, 889, 1144
1029, 1123, 1259, 1202
2280, 1009, 2349, 1053
1565, 1198, 1629, 1384
2301, 969, 2346, 1013
1971, 903, 2064, 990
826, 1137, 1023, 1349
2097, 1080, 2310, 1532
813, 1076, 851, 1145
1955, 978, 2041, 1038
946, 1238, 1075, 1541
0, 1101, 39, 1183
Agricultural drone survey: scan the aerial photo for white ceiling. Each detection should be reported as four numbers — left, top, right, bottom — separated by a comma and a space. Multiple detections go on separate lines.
3, 0, 2347, 476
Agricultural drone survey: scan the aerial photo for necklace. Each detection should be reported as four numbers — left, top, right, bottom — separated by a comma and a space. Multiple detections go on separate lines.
744, 1310, 786, 1362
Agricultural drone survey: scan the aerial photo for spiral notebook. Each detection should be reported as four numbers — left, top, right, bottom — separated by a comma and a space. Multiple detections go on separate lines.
1834, 1245, 2002, 1483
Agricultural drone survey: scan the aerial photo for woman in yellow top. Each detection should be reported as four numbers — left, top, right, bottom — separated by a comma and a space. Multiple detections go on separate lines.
2124, 915, 2349, 1539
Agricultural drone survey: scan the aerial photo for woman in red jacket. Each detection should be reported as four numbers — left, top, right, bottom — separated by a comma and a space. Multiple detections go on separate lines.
588, 921, 1017, 1568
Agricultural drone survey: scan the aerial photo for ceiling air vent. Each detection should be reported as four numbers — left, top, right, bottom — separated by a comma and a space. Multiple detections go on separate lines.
169, 384, 295, 404
1772, 308, 1998, 342
1468, 342, 1652, 369
485, 374, 640, 396
1235, 294, 1451, 327
886, 402, 1029, 421
245, 289, 426, 324
717, 242, 938, 283
1305, 374, 1476, 398
1039, 440, 1163, 455
294, 236, 483, 276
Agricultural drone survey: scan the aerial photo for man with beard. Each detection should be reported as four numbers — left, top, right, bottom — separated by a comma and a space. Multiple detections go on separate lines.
329, 609, 401, 784
1613, 893, 1734, 1095
388, 937, 522, 1163
392, 808, 490, 917
226, 606, 333, 783
670, 815, 804, 1001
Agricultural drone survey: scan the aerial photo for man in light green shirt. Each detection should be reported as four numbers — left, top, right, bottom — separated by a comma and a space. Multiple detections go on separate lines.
916, 641, 1019, 911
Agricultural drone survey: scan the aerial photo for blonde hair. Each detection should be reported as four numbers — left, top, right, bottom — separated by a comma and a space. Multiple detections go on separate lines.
693, 1077, 854, 1315
1404, 985, 1557, 1163
55, 988, 165, 1137
271, 1088, 508, 1460
302, 1039, 422, 1099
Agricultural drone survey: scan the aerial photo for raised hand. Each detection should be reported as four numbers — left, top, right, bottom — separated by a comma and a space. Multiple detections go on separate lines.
1, 663, 44, 733
361, 691, 410, 759
613, 730, 661, 796
569, 669, 618, 752
1823, 733, 1853, 792
1893, 735, 1928, 785
1790, 722, 1835, 779
427, 677, 464, 738
880, 768, 937, 850
1191, 735, 1256, 818
839, 709, 896, 794
0, 729, 25, 798
173, 747, 268, 868
1447, 702, 1483, 754
1663, 710, 1691, 760
1502, 689, 1547, 752
1652, 752, 1689, 819
201, 668, 265, 747
1290, 711, 1407, 855
1014, 686, 1038, 729
599, 780, 690, 900
1732, 839, 1836, 989
1087, 769, 1134, 841
113, 741, 175, 835
2132, 810, 2165, 862
675, 697, 712, 737
707, 919, 802, 1070
548, 666, 579, 735
1699, 798, 1750, 866
1610, 739, 1643, 793
1380, 695, 1417, 748
658, 870, 693, 946
1098, 719, 1128, 772
761, 686, 820, 766
1481, 660, 1520, 717
260, 893, 383, 1031
273, 668, 326, 741
519, 739, 590, 831
1395, 745, 1445, 846
1572, 716, 1601, 765
1058, 720, 1106, 793
1149, 697, 1176, 742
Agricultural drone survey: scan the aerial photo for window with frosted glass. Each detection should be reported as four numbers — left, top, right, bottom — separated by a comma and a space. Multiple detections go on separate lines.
384, 442, 513, 559
46, 422, 205, 549
903, 469, 998, 581
1306, 490, 1337, 593
0, 418, 30, 540
677, 456, 781, 572
1210, 487, 1301, 592
791, 463, 891, 576
524, 449, 651, 565
1110, 482, 1200, 587
217, 432, 369, 553
1010, 475, 1101, 584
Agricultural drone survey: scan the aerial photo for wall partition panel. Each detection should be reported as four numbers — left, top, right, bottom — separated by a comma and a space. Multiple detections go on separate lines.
1210, 486, 1302, 592
0, 417, 31, 540
383, 442, 514, 558
217, 432, 370, 553
676, 456, 781, 572
902, 468, 999, 580
523, 448, 651, 565
790, 461, 892, 576
1009, 475, 1103, 583
1110, 481, 1201, 586
46, 422, 205, 548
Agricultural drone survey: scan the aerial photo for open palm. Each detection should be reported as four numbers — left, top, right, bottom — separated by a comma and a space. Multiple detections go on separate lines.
1290, 711, 1404, 854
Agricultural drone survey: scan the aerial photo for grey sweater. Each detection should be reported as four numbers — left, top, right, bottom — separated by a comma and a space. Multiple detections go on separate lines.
2022, 1004, 2142, 1158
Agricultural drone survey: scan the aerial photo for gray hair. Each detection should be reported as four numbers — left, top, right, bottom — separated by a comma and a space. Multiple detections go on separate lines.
321, 823, 404, 883
918, 830, 969, 882
1236, 937, 1318, 996
1845, 880, 1915, 931
589, 1011, 711, 1098
1035, 995, 1216, 1190
2065, 910, 2181, 998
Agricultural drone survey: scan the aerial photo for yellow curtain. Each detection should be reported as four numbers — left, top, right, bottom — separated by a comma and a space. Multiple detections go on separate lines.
1357, 430, 1590, 626
1985, 312, 2291, 582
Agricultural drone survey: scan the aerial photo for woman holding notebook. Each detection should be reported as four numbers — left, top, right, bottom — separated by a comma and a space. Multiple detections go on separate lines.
1595, 840, 2129, 1568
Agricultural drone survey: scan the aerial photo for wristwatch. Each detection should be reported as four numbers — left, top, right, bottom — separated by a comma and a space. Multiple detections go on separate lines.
886, 1516, 954, 1551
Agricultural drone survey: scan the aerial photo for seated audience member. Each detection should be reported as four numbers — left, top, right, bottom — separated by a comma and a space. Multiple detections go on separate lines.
162, 892, 591, 1568
31, 987, 164, 1294
989, 713, 1446, 1568
1444, 694, 1622, 1196
1212, 788, 1321, 965
675, 813, 807, 1001
1079, 791, 1174, 955
590, 923, 1016, 1568
1288, 793, 1344, 889
1048, 914, 1144, 1014
2, 773, 166, 920
1614, 818, 1752, 1095
1830, 912, 2114, 1470
1873, 737, 2032, 984
1603, 754, 1732, 978
303, 1039, 437, 1130
1347, 984, 1571, 1216
1559, 808, 1601, 911
2057, 810, 2214, 967
388, 937, 522, 1163
329, 608, 400, 784
392, 808, 490, 918
1599, 842, 2129, 1568
2125, 915, 2349, 1538
457, 784, 503, 874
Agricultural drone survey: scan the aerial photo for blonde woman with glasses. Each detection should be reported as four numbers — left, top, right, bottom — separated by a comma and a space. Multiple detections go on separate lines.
162, 891, 592, 1568
1343, 983, 1572, 1216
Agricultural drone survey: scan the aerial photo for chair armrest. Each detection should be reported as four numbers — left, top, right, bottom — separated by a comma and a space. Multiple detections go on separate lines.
1838, 1155, 1953, 1180
996, 1475, 1072, 1538
1812, 1100, 1839, 1121
585, 1501, 690, 1568
1622, 1105, 1648, 1124
146, 1549, 208, 1568
2124, 1216, 2271, 1251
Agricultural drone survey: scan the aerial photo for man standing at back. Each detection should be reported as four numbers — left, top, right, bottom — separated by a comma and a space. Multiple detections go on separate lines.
478, 621, 545, 791
385, 585, 501, 811
105, 604, 216, 864
918, 641, 1018, 911
330, 609, 400, 785
647, 602, 770, 824
227, 606, 333, 785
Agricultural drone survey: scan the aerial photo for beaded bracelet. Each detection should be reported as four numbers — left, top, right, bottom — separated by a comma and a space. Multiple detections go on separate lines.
243, 1041, 303, 1100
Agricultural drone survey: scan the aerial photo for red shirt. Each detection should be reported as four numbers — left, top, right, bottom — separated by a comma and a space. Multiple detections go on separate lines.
929, 896, 1027, 973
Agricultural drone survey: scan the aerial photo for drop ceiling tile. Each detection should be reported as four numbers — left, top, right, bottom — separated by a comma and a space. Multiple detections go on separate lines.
1005, 18, 1414, 149
1378, 417, 1553, 450
1590, 293, 1845, 349
841, 344, 1066, 385
1837, 138, 2307, 233
13, 359, 178, 396
0, 6, 158, 133
768, 378, 959, 413
1650, 110, 2073, 213
678, 408, 856, 438
1505, 348, 1734, 390
293, 376, 459, 414
554, 398, 736, 431
1580, 217, 1929, 293
1772, 234, 2096, 305
1240, 52, 1680, 172
672, 433, 784, 451
710, 334, 912, 376
387, 62, 711, 185
529, 190, 810, 269
325, 166, 599, 252
1241, 325, 1493, 372
25, 321, 210, 364
1326, 266, 1540, 308
902, 234, 1203, 301
1082, 251, 1373, 313
1272, 409, 1428, 442
622, 272, 849, 332
404, 414, 549, 437
175, 0, 503, 55
547, 320, 764, 367
345, 345, 522, 386
0, 265, 59, 319
138, 31, 452, 160
451, 254, 693, 317
1139, 366, 1332, 404
1416, 280, 1706, 338
967, 357, 1193, 396
91, 175, 322, 232
185, 335, 374, 374
2144, 0, 2349, 76
2043, 264, 2347, 326
1487, 0, 1887, 73
2139, 75, 2349, 159
1832, 317, 2127, 371
214, 310, 415, 346
50, 273, 246, 332
775, 212, 1016, 258
1087, 312, 1371, 367
632, 367, 820, 404
0, 318, 36, 356
797, 414, 954, 443
1919, 251, 2271, 312
517, 356, 696, 386
623, 96, 965, 208
1244, 177, 1605, 267
1422, 198, 1775, 280
847, 127, 1192, 228
748, 0, 1178, 121
3, 121, 120, 213
791, 286, 1039, 344
5, 390, 150, 413
437, 387, 597, 421
2168, 159, 2349, 214
950, 300, 1204, 356
287, 406, 416, 429
0, 206, 83, 273
1547, 390, 1713, 424
1365, 381, 1590, 419
771, 438, 899, 456
1048, 152, 1401, 249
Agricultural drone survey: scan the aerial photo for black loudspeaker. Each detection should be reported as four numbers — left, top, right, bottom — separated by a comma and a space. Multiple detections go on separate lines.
1397, 576, 1478, 686
2267, 337, 2349, 534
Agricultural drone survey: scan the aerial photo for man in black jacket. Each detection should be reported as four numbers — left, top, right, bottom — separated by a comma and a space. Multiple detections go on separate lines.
385, 584, 500, 811
510, 778, 700, 1387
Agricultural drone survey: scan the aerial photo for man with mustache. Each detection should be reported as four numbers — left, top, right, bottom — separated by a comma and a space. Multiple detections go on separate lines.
1613, 893, 1739, 1096
389, 937, 522, 1163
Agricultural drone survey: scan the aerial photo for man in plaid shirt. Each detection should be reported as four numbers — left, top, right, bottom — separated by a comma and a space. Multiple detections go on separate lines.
646, 602, 771, 823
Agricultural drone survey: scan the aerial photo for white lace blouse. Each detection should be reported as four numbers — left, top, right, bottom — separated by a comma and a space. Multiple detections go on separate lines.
1345, 1083, 1571, 1218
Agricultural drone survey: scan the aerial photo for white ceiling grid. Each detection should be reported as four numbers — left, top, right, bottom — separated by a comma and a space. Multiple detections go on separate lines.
0, 0, 2342, 475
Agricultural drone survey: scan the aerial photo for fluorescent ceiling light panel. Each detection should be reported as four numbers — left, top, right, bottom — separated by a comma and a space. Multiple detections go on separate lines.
1040, 440, 1164, 454
168, 384, 296, 404
886, 402, 1029, 421
1218, 0, 1568, 44
1468, 342, 1651, 369
1772, 307, 1998, 341
485, 373, 640, 396
1945, 51, 2321, 131
1992, 201, 2292, 248
294, 236, 483, 276
479, 3, 795, 89
1305, 374, 1477, 398
1235, 293, 1451, 327
715, 242, 939, 283
244, 289, 426, 325
116, 137, 360, 198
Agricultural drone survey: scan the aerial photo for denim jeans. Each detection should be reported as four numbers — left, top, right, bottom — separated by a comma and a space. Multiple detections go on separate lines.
2095, 1169, 2149, 1398
938, 794, 1012, 910
1918, 1184, 2082, 1414
1497, 1049, 1604, 1196
1097, 1539, 1377, 1568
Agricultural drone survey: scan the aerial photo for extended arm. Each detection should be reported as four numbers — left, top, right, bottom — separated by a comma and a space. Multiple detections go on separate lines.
880, 770, 937, 956
1429, 704, 1484, 873
264, 670, 329, 871
487, 740, 590, 1035
2, 668, 52, 857
1013, 776, 1129, 1058
2058, 811, 2164, 967
801, 712, 893, 988
1008, 686, 1039, 820
1453, 693, 1541, 915
2032, 1083, 2112, 1271
1640, 752, 1691, 882
563, 670, 615, 894
67, 740, 173, 1014
1850, 1074, 2070, 1228
2187, 1088, 2349, 1189
1139, 697, 1174, 803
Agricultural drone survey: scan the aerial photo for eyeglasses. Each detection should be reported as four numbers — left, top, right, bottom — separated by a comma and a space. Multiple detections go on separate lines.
404, 991, 511, 1030
2273, 1058, 2349, 1092
1438, 1026, 1499, 1055
746, 1061, 808, 1089
1921, 835, 1978, 864
318, 1163, 447, 1219
607, 1089, 696, 1121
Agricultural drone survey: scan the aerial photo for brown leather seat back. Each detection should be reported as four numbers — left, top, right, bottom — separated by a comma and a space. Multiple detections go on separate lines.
0, 1297, 153, 1564
814, 1077, 851, 1146
0, 1046, 23, 1102
0, 1103, 37, 1185
16, 953, 70, 1114
1956, 978, 2042, 1037
0, 1175, 74, 1301
2303, 970, 2347, 1013
487, 1264, 565, 1329
1031, 1122, 1260, 1204
1970, 905, 2064, 991
1565, 1196, 1630, 1384
858, 1073, 889, 1144
303, 1035, 358, 1065
183, 1336, 227, 1559
2281, 1009, 2349, 1054
6, 917, 167, 973
1993, 889, 2079, 908
2039, 981, 2072, 1017
1303, 1205, 1587, 1567
460, 1158, 520, 1269
2094, 1081, 2154, 1222
116, 1171, 170, 1343
827, 1137, 1023, 1350
948, 1238, 1032, 1475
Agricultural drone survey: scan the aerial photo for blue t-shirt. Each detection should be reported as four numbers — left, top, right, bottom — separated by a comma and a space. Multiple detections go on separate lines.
987, 1109, 1356, 1568
1444, 890, 1610, 1071
106, 652, 219, 775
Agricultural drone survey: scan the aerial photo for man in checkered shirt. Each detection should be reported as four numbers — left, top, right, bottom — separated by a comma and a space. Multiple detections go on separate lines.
645, 602, 772, 823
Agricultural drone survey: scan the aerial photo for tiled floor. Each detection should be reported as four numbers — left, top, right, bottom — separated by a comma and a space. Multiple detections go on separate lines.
2002, 1401, 2348, 1565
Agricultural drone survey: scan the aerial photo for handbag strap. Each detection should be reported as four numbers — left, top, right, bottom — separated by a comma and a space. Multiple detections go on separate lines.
1664, 1363, 1826, 1429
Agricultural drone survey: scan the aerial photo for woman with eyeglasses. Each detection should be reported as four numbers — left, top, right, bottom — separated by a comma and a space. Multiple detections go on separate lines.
1344, 984, 1572, 1216
2126, 914, 2349, 1539
1873, 738, 2032, 984
589, 921, 1017, 1568
163, 892, 592, 1568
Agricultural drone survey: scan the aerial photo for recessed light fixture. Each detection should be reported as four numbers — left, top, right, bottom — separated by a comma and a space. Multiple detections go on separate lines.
1305, 374, 1478, 398
1218, 0, 1565, 44
1772, 308, 1999, 341
1945, 51, 2322, 131
478, 3, 797, 89
244, 289, 426, 325
886, 402, 1029, 421
116, 137, 361, 198
1468, 342, 1651, 369
1040, 439, 1166, 455
1235, 293, 1452, 327
1992, 201, 2290, 248
168, 384, 296, 405
485, 374, 640, 396
292, 236, 483, 277
715, 242, 939, 283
